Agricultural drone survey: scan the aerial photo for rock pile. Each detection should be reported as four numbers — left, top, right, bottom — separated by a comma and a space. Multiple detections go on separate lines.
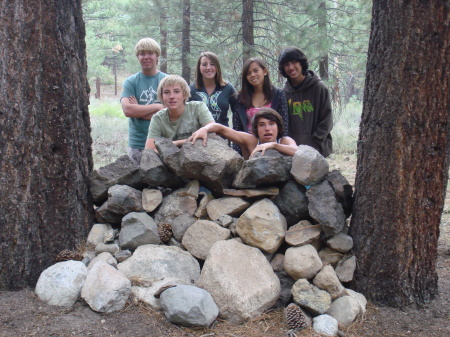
36, 135, 364, 335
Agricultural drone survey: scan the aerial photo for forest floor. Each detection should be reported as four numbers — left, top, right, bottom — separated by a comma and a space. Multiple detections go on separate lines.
1, 92, 449, 337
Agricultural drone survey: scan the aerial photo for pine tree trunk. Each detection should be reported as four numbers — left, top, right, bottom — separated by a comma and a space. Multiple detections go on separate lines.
160, 11, 168, 74
350, 0, 449, 307
242, 0, 254, 64
0, 0, 94, 289
181, 0, 191, 82
318, 2, 329, 80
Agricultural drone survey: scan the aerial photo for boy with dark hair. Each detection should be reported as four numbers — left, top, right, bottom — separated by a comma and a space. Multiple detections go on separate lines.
189, 107, 298, 160
278, 47, 333, 157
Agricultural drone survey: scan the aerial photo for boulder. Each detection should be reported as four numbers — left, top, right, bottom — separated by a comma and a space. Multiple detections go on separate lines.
81, 261, 131, 313
307, 181, 346, 237
139, 149, 183, 188
160, 285, 219, 327
273, 180, 309, 226
236, 199, 287, 254
197, 240, 280, 323
232, 149, 292, 188
290, 145, 329, 186
35, 261, 88, 307
89, 155, 143, 204
119, 212, 160, 250
156, 135, 243, 195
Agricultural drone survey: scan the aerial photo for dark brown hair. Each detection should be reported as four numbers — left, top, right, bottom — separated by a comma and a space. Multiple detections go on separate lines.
251, 107, 284, 139
194, 52, 227, 89
238, 58, 273, 108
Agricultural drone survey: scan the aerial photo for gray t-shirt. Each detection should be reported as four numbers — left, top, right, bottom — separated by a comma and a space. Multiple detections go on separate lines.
121, 71, 167, 149
148, 101, 214, 141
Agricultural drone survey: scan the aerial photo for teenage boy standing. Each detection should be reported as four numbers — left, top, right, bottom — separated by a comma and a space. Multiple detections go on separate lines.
278, 47, 333, 157
121, 38, 167, 163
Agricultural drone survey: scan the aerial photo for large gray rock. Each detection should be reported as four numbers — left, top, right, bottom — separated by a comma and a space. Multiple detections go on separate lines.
307, 181, 346, 237
232, 149, 292, 188
197, 240, 280, 323
81, 261, 131, 313
182, 220, 231, 260
206, 197, 250, 222
119, 212, 160, 250
325, 169, 354, 217
273, 180, 309, 226
118, 244, 200, 285
160, 285, 219, 327
284, 245, 323, 280
236, 199, 287, 254
35, 261, 88, 307
139, 149, 183, 188
291, 278, 332, 315
156, 135, 244, 195
89, 155, 143, 205
290, 145, 329, 186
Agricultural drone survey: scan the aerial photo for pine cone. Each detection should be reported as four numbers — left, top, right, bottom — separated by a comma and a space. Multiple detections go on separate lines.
158, 223, 173, 243
55, 249, 83, 262
285, 303, 307, 330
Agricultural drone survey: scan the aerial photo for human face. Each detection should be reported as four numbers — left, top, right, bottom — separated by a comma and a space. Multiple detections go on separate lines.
256, 117, 278, 143
162, 84, 186, 113
137, 50, 158, 75
283, 60, 305, 86
246, 62, 267, 89
199, 56, 217, 82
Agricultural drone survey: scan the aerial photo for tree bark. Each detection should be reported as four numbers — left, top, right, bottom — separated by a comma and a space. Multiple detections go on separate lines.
0, 0, 94, 289
181, 0, 191, 82
350, 0, 449, 307
242, 0, 254, 64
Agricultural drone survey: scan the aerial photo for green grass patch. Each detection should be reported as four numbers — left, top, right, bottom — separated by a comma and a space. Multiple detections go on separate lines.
332, 100, 362, 155
89, 98, 125, 119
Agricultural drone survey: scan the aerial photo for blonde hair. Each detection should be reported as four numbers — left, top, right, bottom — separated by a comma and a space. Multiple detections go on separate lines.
157, 75, 191, 104
134, 38, 161, 57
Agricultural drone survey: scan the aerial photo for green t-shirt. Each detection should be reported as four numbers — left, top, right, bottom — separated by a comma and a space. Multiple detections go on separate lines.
121, 71, 167, 149
148, 101, 214, 141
